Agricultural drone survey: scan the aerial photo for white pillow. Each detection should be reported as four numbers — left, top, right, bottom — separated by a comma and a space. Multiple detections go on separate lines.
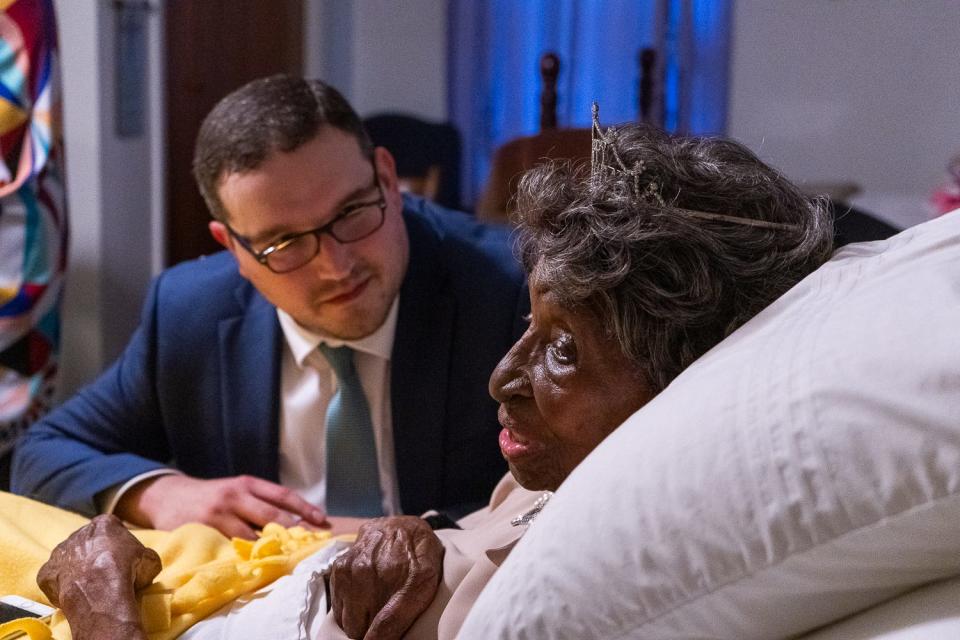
459, 211, 960, 640
802, 576, 960, 640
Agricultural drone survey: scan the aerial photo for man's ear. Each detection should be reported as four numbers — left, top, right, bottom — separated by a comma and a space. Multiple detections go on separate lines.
374, 146, 401, 196
209, 220, 254, 279
209, 220, 232, 250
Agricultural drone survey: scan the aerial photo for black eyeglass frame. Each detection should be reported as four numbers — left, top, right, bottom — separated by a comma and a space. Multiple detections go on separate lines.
225, 166, 387, 274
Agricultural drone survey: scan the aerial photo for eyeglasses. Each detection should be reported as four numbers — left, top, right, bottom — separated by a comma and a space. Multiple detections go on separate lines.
226, 170, 387, 274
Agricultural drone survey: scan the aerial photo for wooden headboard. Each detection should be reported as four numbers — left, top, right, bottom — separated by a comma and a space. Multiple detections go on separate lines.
537, 49, 663, 132
477, 50, 662, 223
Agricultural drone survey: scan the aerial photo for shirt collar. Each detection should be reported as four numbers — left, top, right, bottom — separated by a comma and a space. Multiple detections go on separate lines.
277, 296, 399, 368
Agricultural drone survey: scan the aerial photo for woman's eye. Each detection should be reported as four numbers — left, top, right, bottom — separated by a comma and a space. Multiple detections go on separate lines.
547, 335, 577, 365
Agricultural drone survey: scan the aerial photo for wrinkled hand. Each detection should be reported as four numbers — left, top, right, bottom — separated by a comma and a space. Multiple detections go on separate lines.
330, 516, 444, 640
37, 514, 161, 640
115, 474, 329, 539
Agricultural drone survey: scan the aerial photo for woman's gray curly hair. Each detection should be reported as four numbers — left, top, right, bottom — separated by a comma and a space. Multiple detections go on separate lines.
513, 124, 833, 393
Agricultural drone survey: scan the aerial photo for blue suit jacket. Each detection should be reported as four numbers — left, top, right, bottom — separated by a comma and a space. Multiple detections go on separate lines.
12, 197, 528, 517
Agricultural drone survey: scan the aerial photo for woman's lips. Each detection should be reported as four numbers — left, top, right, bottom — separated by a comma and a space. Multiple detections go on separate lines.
499, 427, 548, 460
500, 428, 538, 460
498, 415, 547, 460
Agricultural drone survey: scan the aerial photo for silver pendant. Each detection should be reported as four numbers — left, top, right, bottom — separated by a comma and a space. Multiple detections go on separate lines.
511, 491, 554, 527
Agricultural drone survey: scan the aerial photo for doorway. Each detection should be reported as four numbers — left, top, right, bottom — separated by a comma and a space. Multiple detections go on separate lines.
165, 0, 303, 265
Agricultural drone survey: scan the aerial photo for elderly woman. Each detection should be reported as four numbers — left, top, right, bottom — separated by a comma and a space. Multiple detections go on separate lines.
35, 122, 831, 640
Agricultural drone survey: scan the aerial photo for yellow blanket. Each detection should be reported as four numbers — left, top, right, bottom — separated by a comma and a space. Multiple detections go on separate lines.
0, 492, 344, 640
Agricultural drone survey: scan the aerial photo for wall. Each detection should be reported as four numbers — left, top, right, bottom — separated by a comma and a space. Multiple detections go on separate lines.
728, 1, 960, 229
54, 1, 102, 397
54, 0, 164, 397
305, 0, 448, 120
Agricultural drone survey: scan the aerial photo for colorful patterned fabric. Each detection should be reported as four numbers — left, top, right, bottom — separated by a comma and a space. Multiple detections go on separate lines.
0, 0, 66, 455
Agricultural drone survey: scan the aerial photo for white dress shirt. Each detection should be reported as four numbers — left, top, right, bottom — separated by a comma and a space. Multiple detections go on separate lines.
276, 298, 401, 516
102, 298, 402, 517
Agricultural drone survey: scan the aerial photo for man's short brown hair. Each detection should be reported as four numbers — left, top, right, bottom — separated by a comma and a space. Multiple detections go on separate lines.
192, 75, 373, 221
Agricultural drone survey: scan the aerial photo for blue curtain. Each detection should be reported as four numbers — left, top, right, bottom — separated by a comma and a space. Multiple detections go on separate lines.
447, 0, 731, 207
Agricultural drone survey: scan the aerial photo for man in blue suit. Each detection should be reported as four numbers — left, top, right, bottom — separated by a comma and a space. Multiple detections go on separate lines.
12, 76, 527, 538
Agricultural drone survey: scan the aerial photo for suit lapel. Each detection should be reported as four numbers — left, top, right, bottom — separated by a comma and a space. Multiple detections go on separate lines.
218, 285, 282, 481
392, 211, 455, 513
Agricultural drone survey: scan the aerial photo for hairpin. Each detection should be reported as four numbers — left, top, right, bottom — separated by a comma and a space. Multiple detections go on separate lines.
590, 103, 799, 232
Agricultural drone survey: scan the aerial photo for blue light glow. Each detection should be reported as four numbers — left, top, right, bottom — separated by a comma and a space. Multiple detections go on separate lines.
448, 0, 730, 207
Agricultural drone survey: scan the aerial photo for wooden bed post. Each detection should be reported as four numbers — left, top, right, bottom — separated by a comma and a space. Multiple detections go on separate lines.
539, 52, 559, 131
639, 47, 660, 127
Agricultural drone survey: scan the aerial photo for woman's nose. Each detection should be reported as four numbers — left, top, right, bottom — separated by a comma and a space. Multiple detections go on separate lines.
489, 338, 533, 403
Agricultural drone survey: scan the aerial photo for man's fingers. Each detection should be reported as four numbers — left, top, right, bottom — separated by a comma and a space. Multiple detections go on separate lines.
231, 487, 327, 531
213, 514, 259, 540
246, 477, 327, 526
116, 475, 326, 538
231, 492, 301, 530
113, 474, 327, 540
326, 516, 369, 535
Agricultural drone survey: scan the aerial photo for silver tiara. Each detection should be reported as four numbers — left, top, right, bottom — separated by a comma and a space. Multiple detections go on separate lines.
590, 103, 799, 232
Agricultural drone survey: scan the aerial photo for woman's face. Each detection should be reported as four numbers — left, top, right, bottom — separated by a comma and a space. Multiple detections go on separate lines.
489, 270, 654, 491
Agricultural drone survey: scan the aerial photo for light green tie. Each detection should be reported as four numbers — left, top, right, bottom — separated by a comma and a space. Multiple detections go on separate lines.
318, 344, 384, 516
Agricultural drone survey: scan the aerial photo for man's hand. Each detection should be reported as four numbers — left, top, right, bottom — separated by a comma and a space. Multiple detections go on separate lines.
37, 514, 161, 640
329, 516, 444, 640
326, 516, 373, 537
114, 474, 329, 539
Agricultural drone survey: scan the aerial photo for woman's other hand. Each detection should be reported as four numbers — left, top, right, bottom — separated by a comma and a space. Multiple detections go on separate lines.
37, 514, 161, 640
329, 515, 444, 639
